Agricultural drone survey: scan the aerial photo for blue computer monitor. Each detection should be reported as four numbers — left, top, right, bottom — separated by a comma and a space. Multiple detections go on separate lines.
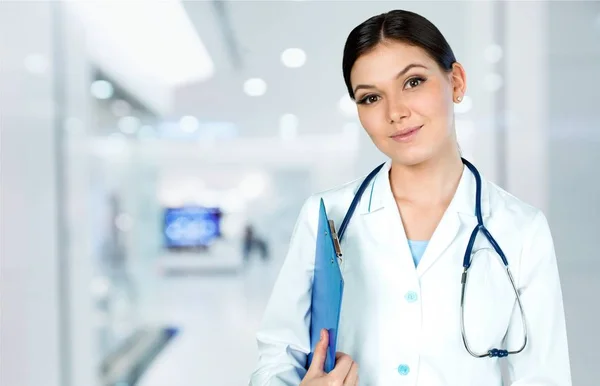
163, 206, 222, 249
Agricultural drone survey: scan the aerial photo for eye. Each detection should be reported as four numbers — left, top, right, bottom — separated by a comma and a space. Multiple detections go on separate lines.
405, 76, 426, 89
357, 94, 381, 105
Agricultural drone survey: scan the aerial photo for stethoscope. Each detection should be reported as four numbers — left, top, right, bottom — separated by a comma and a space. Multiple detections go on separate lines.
336, 157, 528, 359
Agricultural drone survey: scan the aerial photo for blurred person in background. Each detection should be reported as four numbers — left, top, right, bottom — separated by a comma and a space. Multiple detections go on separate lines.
250, 9, 571, 386
243, 224, 270, 263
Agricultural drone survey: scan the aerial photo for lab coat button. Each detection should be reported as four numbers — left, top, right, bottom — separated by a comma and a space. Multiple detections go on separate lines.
404, 291, 418, 303
397, 364, 410, 375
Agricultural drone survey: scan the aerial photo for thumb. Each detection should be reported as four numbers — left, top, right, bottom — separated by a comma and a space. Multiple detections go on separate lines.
308, 329, 329, 375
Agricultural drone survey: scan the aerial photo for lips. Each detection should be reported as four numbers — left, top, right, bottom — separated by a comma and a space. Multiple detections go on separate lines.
390, 125, 422, 142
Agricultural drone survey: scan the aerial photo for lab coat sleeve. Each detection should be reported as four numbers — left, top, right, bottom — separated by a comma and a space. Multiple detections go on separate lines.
505, 210, 572, 385
249, 196, 318, 386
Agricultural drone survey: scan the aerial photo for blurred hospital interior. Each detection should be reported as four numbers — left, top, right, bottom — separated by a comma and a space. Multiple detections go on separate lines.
1, 1, 600, 385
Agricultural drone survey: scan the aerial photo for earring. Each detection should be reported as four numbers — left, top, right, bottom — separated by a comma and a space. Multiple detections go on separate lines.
456, 96, 463, 103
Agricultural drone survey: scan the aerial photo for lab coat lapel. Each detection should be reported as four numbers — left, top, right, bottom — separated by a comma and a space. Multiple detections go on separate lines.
357, 161, 419, 271
415, 204, 462, 277
416, 165, 485, 277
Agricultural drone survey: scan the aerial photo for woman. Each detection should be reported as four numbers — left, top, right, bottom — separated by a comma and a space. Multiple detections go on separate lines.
250, 9, 571, 386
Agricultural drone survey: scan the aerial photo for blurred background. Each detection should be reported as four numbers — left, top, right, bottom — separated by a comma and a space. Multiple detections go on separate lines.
1, 1, 599, 385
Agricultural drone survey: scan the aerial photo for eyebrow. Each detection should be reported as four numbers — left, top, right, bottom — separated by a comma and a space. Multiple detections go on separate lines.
353, 63, 428, 94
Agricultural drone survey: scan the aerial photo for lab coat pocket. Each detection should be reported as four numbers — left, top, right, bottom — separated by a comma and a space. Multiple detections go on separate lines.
461, 247, 516, 354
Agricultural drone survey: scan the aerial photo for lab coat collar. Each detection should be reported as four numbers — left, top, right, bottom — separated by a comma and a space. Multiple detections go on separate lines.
355, 158, 491, 277
357, 158, 491, 218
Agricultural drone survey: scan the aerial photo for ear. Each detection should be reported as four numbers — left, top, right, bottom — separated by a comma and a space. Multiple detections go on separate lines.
450, 62, 467, 103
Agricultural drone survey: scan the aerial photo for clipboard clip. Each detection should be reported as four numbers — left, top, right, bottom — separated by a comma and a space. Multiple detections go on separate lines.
328, 220, 343, 259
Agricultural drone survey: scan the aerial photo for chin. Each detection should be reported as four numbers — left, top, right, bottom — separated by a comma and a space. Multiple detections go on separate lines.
387, 147, 433, 167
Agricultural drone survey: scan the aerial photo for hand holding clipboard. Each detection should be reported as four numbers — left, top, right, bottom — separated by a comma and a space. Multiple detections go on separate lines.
301, 328, 359, 385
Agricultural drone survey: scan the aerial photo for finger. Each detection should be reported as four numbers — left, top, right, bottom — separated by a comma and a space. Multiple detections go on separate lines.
335, 351, 352, 361
330, 353, 353, 378
343, 361, 359, 386
307, 329, 328, 376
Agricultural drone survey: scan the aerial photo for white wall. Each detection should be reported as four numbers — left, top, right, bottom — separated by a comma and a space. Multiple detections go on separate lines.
546, 3, 600, 384
62, 4, 99, 386
458, 1, 498, 182
0, 3, 64, 386
0, 2, 98, 386
504, 1, 550, 213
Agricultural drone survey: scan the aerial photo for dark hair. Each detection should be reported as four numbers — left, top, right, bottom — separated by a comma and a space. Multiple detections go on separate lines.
342, 10, 457, 99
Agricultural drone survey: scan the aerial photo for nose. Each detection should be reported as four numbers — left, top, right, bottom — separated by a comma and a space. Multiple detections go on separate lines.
387, 97, 410, 124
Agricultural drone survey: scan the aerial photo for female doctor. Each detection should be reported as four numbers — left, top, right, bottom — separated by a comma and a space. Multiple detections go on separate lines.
250, 9, 571, 386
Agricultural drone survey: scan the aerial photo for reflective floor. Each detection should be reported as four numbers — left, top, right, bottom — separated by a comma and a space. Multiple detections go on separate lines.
137, 251, 284, 386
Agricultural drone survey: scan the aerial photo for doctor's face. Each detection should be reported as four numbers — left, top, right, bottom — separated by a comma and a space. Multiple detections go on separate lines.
350, 40, 466, 166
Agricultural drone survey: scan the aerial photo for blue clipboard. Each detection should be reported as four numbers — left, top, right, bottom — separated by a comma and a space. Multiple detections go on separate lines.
306, 164, 385, 373
307, 198, 344, 373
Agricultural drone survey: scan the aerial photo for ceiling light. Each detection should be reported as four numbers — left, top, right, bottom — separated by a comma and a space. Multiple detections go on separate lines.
281, 48, 307, 68
454, 95, 473, 114
279, 113, 299, 140
91, 80, 114, 100
71, 0, 214, 85
24, 53, 48, 75
339, 94, 358, 117
179, 115, 199, 133
244, 78, 267, 97
484, 44, 503, 64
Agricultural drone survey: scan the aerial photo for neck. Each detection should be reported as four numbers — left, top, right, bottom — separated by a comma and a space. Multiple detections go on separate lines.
389, 147, 464, 206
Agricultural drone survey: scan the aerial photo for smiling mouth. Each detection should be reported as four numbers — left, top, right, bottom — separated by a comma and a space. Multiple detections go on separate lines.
390, 125, 423, 142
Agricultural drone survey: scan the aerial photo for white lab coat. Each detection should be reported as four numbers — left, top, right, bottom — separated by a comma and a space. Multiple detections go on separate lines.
250, 160, 571, 386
